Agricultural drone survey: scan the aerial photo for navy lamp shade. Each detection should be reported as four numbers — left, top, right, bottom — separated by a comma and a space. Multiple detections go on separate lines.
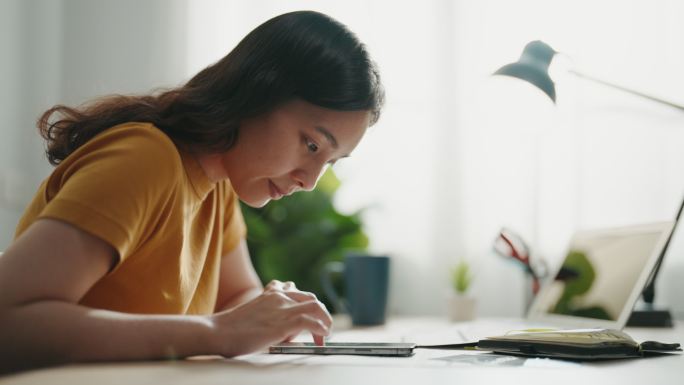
493, 40, 684, 327
494, 40, 684, 111
493, 40, 557, 102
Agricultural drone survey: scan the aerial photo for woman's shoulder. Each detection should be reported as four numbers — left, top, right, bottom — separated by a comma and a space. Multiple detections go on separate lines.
83, 122, 182, 168
57, 121, 185, 185
102, 122, 177, 153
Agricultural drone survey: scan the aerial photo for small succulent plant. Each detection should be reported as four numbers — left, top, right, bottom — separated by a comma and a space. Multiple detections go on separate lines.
451, 260, 473, 295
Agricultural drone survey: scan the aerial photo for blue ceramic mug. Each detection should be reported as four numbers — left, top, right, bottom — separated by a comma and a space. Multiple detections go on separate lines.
321, 253, 390, 326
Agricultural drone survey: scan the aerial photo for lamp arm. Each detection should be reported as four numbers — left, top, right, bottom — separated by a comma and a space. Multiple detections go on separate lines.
641, 195, 684, 305
568, 70, 684, 112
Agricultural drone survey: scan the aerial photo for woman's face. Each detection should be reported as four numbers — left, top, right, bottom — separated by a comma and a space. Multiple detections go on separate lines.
221, 99, 371, 208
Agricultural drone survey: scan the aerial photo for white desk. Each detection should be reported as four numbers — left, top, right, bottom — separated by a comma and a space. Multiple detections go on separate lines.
1, 316, 682, 385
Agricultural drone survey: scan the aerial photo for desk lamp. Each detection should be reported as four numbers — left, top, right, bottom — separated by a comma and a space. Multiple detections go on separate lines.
493, 40, 684, 327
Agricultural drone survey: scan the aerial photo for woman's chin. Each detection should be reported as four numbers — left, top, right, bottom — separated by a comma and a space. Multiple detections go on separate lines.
240, 196, 270, 208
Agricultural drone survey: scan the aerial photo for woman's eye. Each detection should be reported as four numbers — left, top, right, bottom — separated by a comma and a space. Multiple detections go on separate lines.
306, 138, 319, 153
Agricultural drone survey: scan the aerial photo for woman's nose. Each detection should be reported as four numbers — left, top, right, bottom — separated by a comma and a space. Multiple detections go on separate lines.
292, 161, 328, 192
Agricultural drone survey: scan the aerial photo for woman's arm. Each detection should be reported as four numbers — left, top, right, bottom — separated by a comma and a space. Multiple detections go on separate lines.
214, 239, 264, 312
0, 219, 331, 373
0, 219, 215, 372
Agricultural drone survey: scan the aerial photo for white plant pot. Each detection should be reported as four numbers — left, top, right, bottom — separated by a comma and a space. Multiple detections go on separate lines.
448, 294, 476, 322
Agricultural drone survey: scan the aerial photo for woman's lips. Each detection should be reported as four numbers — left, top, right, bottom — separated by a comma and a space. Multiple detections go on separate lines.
269, 180, 284, 199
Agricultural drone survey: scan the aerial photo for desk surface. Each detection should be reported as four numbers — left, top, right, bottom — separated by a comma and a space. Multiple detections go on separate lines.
2, 316, 682, 385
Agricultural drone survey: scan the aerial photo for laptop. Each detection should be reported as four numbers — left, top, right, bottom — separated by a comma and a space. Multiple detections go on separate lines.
270, 221, 674, 356
526, 221, 674, 330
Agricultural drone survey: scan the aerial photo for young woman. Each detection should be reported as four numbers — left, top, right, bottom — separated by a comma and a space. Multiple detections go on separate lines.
0, 10, 383, 372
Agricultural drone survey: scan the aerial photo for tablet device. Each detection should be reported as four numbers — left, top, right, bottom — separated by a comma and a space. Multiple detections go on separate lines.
269, 342, 416, 357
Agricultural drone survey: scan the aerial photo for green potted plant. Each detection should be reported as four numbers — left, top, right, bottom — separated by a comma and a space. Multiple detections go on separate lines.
240, 169, 368, 312
448, 260, 476, 322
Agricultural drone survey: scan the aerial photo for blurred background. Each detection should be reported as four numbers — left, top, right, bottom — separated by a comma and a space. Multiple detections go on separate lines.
1, 0, 683, 319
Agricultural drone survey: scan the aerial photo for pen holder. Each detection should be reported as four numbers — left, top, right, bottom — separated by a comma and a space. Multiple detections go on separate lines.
320, 253, 390, 326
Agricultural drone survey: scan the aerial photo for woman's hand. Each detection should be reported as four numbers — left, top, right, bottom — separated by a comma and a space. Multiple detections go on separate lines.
209, 280, 333, 357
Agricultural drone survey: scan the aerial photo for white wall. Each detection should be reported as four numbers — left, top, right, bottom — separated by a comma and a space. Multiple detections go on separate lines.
0, 0, 62, 249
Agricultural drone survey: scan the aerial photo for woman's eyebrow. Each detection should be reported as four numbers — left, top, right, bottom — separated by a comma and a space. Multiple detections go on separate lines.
315, 126, 338, 149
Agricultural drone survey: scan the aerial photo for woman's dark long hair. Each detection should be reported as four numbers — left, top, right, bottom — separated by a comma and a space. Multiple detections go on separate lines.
39, 11, 384, 165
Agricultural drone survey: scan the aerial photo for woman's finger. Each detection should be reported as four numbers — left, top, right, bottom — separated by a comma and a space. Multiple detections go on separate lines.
282, 334, 295, 343
283, 314, 329, 341
265, 279, 284, 291
279, 290, 318, 304
312, 333, 325, 346
284, 300, 333, 328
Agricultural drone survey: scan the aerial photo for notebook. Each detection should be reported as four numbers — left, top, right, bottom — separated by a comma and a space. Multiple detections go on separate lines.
417, 328, 681, 360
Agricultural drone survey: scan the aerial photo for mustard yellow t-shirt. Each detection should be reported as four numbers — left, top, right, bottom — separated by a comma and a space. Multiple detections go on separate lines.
14, 122, 246, 315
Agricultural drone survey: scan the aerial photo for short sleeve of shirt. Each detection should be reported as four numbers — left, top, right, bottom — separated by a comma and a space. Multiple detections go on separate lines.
39, 124, 183, 263
221, 180, 247, 255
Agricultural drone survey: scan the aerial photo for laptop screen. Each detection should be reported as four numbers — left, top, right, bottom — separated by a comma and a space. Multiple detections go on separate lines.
529, 222, 673, 327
